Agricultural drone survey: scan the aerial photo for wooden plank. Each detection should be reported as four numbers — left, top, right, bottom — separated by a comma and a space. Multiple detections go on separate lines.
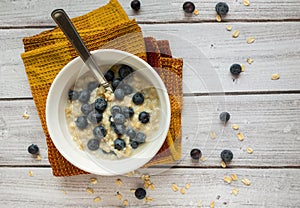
0, 167, 299, 207
0, 0, 300, 27
1, 22, 300, 98
1, 94, 299, 167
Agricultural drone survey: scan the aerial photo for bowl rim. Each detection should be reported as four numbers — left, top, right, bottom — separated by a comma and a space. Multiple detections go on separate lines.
46, 49, 171, 175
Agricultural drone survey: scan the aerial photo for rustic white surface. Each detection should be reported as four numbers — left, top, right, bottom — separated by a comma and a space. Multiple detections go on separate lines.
0, 168, 299, 207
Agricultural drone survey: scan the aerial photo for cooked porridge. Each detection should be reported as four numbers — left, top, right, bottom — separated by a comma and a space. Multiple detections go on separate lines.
65, 64, 160, 160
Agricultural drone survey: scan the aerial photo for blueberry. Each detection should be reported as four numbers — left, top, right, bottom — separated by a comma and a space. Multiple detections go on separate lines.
87, 139, 100, 151
81, 103, 93, 115
190, 148, 202, 160
94, 98, 107, 112
114, 138, 126, 150
93, 126, 107, 139
134, 188, 146, 200
104, 69, 115, 82
75, 116, 88, 129
221, 149, 233, 163
126, 128, 137, 139
112, 78, 122, 90
27, 144, 39, 155
135, 132, 146, 143
68, 90, 79, 101
112, 123, 126, 135
132, 92, 144, 105
87, 81, 99, 92
183, 1, 195, 13
87, 111, 103, 124
122, 106, 134, 118
119, 65, 133, 79
215, 2, 229, 16
114, 88, 125, 101
230, 64, 242, 75
130, 140, 139, 149
121, 84, 133, 95
139, 111, 150, 124
219, 112, 230, 123
111, 105, 122, 116
113, 113, 126, 124
78, 90, 90, 103
130, 0, 141, 11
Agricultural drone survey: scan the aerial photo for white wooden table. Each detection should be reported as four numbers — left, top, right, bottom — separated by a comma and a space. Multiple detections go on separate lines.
1, 0, 300, 207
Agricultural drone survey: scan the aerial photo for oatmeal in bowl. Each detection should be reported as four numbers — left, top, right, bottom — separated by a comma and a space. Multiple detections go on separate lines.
46, 49, 170, 175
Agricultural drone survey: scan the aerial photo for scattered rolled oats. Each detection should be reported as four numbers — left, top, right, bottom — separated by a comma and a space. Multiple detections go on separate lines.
149, 183, 155, 191
243, 0, 251, 6
93, 197, 101, 203
216, 15, 222, 22
247, 37, 255, 44
22, 112, 30, 120
231, 187, 239, 196
241, 64, 245, 72
116, 178, 122, 186
200, 155, 206, 161
86, 187, 94, 194
271, 74, 280, 80
172, 183, 179, 192
90, 178, 98, 184
29, 170, 33, 177
145, 196, 153, 202
185, 183, 191, 189
247, 147, 254, 154
232, 30, 240, 38
221, 161, 227, 168
130, 189, 136, 193
247, 58, 254, 64
116, 192, 122, 200
123, 199, 129, 206
141, 174, 150, 181
210, 201, 215, 208
210, 131, 216, 139
223, 176, 233, 184
36, 154, 41, 161
226, 25, 232, 31
232, 124, 239, 130
194, 9, 199, 15
180, 187, 186, 195
242, 178, 251, 186
231, 174, 238, 181
237, 132, 244, 141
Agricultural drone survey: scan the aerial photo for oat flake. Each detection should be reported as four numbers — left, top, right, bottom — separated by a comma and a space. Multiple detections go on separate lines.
231, 174, 238, 181
210, 201, 215, 208
86, 187, 94, 194
243, 0, 251, 6
180, 187, 186, 195
172, 183, 179, 192
130, 189, 136, 193
200, 155, 206, 161
123, 199, 129, 206
216, 15, 222, 22
145, 196, 153, 202
221, 161, 227, 168
29, 170, 33, 177
247, 147, 254, 154
223, 176, 233, 184
247, 58, 254, 64
232, 30, 240, 38
185, 183, 191, 189
242, 178, 251, 186
194, 9, 199, 15
237, 132, 244, 141
116, 178, 122, 186
36, 154, 41, 161
226, 25, 232, 31
210, 131, 216, 139
247, 37, 255, 44
90, 178, 98, 184
22, 112, 30, 120
271, 74, 280, 80
116, 192, 122, 200
149, 183, 155, 191
231, 188, 239, 196
93, 197, 101, 203
232, 124, 239, 130
241, 64, 245, 72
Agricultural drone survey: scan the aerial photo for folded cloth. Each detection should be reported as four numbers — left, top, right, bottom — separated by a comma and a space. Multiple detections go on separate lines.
21, 0, 183, 176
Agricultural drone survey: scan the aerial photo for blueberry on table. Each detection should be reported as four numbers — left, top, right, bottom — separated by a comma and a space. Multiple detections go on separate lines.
111, 105, 122, 116
87, 138, 100, 151
119, 65, 133, 79
114, 88, 125, 101
104, 69, 115, 82
93, 126, 107, 139
215, 2, 229, 16
130, 140, 139, 149
94, 98, 107, 112
78, 90, 91, 103
68, 90, 79, 101
121, 84, 133, 95
112, 78, 122, 90
135, 188, 146, 200
114, 138, 126, 150
221, 149, 233, 163
126, 128, 137, 139
183, 1, 195, 13
130, 0, 141, 11
122, 106, 134, 118
219, 112, 230, 123
27, 144, 39, 155
230, 64, 242, 75
81, 103, 93, 115
87, 111, 103, 124
135, 132, 146, 143
75, 116, 88, 129
113, 113, 126, 124
190, 148, 202, 160
111, 123, 126, 135
139, 111, 150, 124
132, 92, 144, 105
87, 81, 99, 92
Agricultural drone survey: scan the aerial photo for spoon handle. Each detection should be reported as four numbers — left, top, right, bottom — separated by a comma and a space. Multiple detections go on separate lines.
51, 9, 112, 91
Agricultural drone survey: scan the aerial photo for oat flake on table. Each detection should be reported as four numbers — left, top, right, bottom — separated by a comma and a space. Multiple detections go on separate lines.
247, 37, 255, 44
226, 25, 232, 31
271, 74, 280, 80
243, 0, 251, 6
216, 15, 222, 22
232, 30, 240, 38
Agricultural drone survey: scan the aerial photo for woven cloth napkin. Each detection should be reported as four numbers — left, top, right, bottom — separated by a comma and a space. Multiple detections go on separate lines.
21, 0, 183, 176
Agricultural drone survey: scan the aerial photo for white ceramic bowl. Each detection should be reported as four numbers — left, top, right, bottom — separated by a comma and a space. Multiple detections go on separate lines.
46, 49, 170, 175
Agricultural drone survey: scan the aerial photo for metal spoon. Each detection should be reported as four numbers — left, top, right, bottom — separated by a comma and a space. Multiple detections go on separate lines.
51, 9, 113, 92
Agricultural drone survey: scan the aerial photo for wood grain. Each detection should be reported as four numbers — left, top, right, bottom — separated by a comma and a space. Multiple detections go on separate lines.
1, 94, 299, 167
1, 22, 300, 98
0, 167, 299, 207
0, 0, 300, 27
